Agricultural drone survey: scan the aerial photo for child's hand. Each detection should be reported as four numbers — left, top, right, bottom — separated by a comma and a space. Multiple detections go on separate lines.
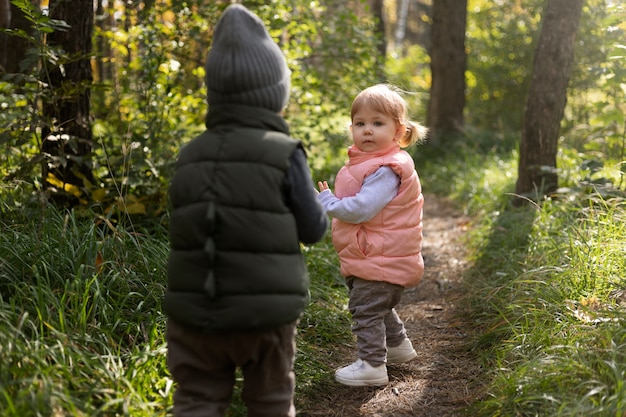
317, 181, 330, 193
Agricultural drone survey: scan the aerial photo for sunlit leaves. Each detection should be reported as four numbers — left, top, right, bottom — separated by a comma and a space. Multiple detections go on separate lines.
250, 0, 380, 174
465, 0, 543, 130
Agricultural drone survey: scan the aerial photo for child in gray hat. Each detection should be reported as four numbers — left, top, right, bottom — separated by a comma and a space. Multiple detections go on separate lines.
164, 4, 328, 416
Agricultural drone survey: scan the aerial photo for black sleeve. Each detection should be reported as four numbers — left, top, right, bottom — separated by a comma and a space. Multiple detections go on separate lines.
283, 146, 329, 244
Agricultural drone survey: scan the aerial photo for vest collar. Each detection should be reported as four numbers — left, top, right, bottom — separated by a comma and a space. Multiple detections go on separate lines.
346, 143, 401, 165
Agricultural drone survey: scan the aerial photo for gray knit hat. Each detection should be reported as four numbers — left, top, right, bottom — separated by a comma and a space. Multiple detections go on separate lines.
205, 4, 291, 112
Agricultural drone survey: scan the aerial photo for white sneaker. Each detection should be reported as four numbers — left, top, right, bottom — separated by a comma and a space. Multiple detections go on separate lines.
387, 338, 417, 363
334, 359, 389, 386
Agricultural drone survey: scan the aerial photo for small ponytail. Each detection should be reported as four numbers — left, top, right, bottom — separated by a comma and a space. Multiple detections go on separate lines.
399, 120, 428, 148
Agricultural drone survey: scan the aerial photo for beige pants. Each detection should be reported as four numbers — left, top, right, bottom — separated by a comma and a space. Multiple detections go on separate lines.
346, 276, 408, 367
167, 320, 297, 417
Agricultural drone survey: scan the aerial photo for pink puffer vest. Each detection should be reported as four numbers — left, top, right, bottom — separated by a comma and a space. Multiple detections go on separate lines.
332, 145, 424, 287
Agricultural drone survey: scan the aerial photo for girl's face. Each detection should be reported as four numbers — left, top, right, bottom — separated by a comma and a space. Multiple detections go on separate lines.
350, 106, 404, 153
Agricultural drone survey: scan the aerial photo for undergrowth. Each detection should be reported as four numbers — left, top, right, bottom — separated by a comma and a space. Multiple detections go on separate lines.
0, 208, 172, 416
414, 131, 626, 417
0, 205, 351, 416
464, 195, 626, 417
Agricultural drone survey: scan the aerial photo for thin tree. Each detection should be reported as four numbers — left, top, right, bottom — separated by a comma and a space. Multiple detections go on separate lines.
0, 0, 38, 74
371, 0, 386, 82
427, 0, 467, 142
515, 0, 584, 203
0, 0, 9, 72
394, 0, 409, 52
41, 0, 94, 206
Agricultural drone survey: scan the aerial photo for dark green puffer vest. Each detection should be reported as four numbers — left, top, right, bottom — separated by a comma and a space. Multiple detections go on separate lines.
165, 105, 308, 333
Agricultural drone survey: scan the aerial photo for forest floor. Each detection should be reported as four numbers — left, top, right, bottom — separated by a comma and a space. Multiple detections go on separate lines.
300, 194, 486, 417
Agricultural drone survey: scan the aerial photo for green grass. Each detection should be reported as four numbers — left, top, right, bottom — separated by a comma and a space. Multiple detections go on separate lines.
0, 208, 172, 416
463, 196, 626, 417
0, 204, 352, 416
413, 130, 626, 417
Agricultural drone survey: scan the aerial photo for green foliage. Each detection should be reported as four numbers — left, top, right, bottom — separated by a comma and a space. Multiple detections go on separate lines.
0, 207, 171, 416
413, 128, 519, 214
385, 44, 431, 124
463, 0, 626, 143
567, 1, 626, 127
0, 0, 57, 187
89, 3, 214, 218
3, 0, 623, 212
258, 0, 380, 174
465, 0, 543, 131
1, 0, 379, 214
562, 2, 626, 194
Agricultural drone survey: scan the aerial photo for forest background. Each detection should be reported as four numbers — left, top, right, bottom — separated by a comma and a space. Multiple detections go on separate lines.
0, 0, 625, 416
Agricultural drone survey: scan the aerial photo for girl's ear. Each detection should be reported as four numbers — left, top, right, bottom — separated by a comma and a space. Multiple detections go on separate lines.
395, 122, 406, 140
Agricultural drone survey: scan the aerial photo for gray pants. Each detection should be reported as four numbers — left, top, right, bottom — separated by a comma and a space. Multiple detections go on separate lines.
346, 276, 408, 367
167, 320, 297, 417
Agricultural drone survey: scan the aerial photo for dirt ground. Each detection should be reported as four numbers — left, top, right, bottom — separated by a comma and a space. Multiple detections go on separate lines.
299, 194, 484, 417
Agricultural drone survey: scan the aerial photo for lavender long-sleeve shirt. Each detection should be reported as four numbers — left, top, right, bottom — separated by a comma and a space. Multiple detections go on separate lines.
317, 166, 400, 224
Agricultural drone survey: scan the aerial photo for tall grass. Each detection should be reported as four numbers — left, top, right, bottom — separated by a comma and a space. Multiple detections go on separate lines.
465, 196, 626, 417
0, 208, 172, 416
414, 131, 626, 416
0, 203, 352, 416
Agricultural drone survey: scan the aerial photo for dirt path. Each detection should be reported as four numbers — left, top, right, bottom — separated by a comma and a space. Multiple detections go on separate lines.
300, 194, 483, 417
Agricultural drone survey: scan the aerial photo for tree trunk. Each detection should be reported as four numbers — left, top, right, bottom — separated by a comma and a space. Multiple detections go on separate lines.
394, 0, 409, 53
41, 0, 94, 206
1, 1, 38, 74
371, 0, 386, 82
515, 0, 583, 202
427, 0, 467, 143
0, 0, 8, 72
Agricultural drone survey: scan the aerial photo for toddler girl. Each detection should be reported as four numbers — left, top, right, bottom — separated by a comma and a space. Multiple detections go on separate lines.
317, 84, 427, 386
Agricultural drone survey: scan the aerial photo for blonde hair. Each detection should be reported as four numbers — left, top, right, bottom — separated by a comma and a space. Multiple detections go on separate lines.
350, 84, 428, 148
